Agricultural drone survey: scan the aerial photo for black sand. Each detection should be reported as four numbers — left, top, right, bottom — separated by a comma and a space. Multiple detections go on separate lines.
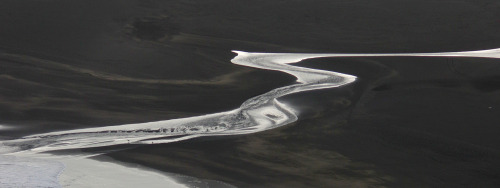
1, 0, 500, 187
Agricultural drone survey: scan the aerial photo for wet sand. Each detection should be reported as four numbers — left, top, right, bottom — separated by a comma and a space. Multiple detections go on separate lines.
108, 56, 500, 187
1, 0, 500, 187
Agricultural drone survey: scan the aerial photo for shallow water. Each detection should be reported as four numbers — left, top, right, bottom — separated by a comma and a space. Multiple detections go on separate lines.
1, 0, 499, 187
1, 48, 498, 187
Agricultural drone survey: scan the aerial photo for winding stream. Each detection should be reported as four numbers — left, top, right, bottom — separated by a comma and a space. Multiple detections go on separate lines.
0, 48, 499, 187
1, 48, 500, 153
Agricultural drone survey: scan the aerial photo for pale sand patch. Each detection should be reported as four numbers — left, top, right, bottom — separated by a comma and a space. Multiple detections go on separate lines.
7, 152, 187, 188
